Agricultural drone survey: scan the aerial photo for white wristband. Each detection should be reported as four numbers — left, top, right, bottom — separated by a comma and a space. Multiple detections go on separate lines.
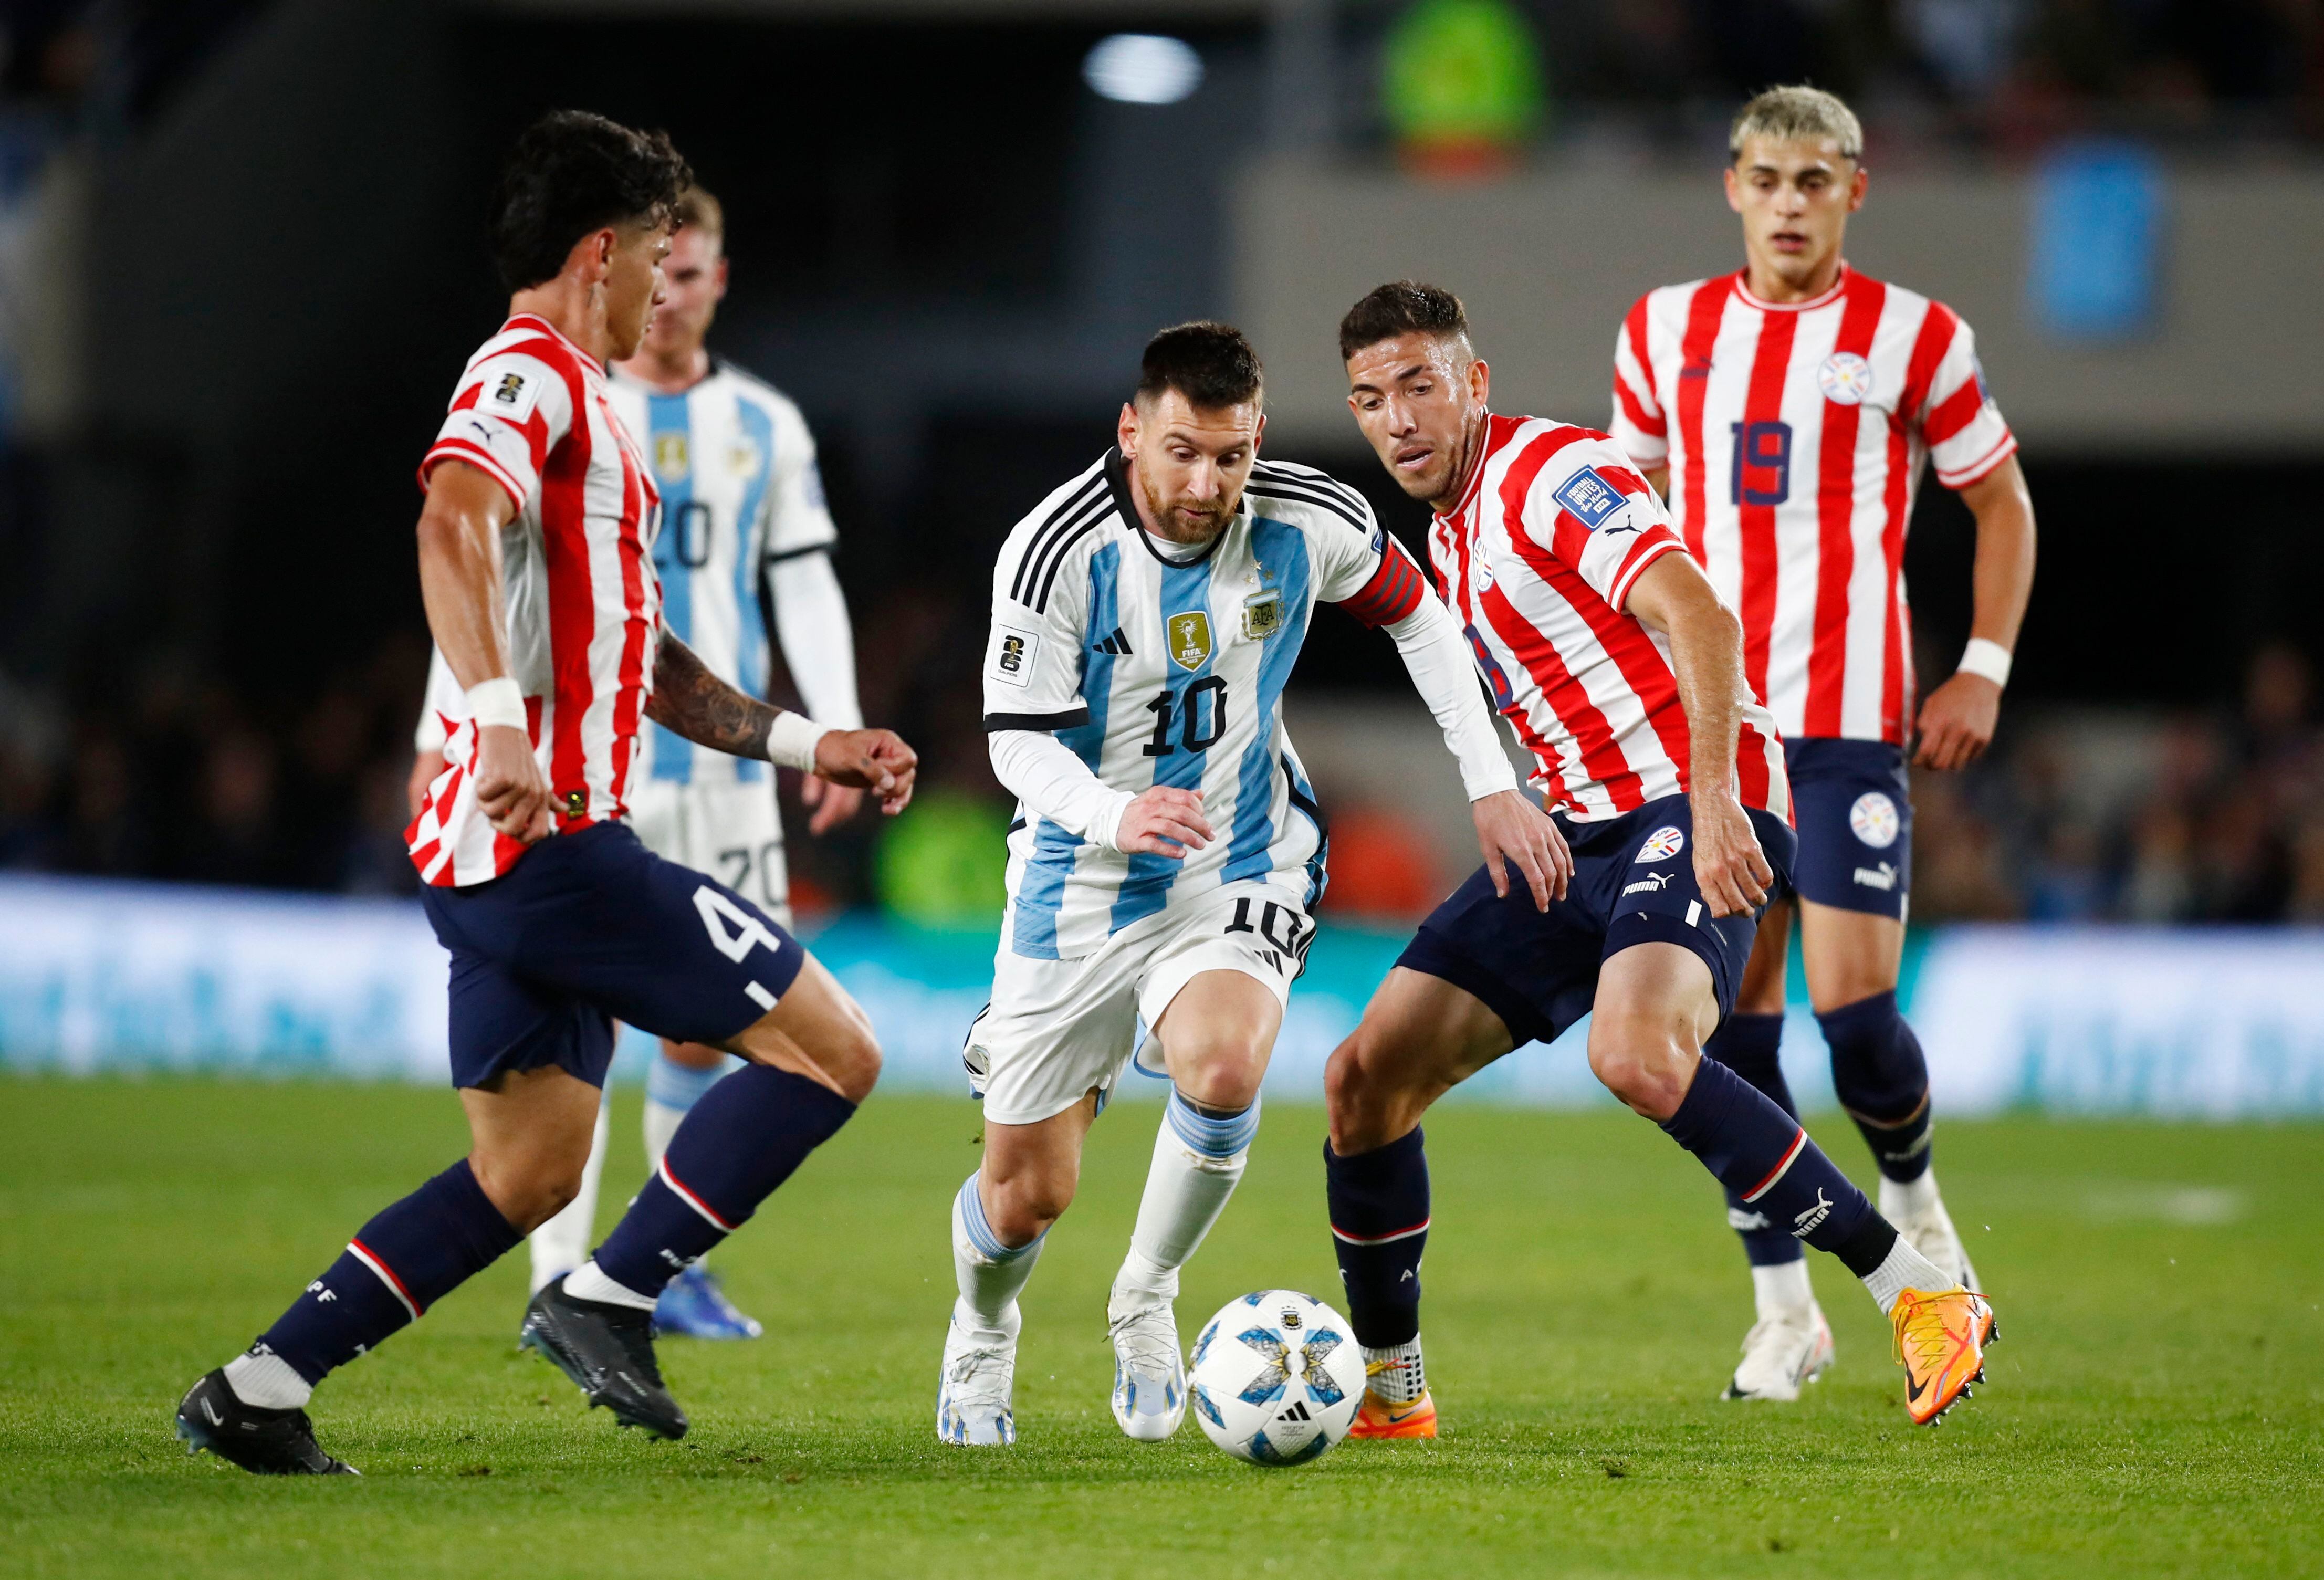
465, 677, 527, 731
1956, 637, 2013, 689
765, 710, 834, 772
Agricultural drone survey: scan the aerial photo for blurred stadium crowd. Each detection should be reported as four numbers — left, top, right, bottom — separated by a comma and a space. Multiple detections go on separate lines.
1, 630, 2319, 929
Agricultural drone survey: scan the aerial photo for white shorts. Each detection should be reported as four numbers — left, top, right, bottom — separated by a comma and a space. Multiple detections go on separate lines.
625, 777, 790, 927
964, 880, 1314, 1127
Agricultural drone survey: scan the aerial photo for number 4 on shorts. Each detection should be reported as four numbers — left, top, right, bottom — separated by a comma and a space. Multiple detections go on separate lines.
693, 886, 786, 1011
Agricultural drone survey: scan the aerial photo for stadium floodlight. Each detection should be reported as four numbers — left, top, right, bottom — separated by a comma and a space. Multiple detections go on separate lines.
1082, 34, 1205, 105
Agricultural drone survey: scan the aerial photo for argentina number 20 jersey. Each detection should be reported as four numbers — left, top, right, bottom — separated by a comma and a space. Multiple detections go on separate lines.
607, 360, 838, 790
983, 452, 1390, 960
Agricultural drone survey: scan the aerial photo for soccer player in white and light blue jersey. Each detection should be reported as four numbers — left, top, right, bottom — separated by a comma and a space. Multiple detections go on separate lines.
413, 187, 865, 1339
934, 322, 1567, 1447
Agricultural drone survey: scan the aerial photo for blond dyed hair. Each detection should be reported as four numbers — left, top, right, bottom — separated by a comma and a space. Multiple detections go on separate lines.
673, 185, 724, 243
1728, 86, 1863, 164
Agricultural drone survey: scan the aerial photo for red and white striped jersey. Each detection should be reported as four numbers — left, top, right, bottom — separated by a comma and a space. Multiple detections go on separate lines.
405, 314, 662, 887
1610, 266, 2015, 745
1429, 414, 1789, 823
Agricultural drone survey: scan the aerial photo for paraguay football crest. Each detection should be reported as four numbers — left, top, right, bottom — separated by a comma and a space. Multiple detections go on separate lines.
1168, 611, 1214, 672
1818, 352, 1875, 406
1634, 826, 1686, 863
1849, 792, 1900, 849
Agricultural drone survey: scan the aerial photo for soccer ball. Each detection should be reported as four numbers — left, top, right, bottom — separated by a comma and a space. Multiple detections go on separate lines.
1187, 1290, 1366, 1466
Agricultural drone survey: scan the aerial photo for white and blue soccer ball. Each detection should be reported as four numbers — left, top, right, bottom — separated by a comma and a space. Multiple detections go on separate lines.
1188, 1290, 1366, 1466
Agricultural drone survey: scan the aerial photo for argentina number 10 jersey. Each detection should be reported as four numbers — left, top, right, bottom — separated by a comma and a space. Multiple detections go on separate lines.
984, 452, 1390, 960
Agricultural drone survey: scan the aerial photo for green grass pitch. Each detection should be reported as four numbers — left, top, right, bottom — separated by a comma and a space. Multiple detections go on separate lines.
2, 1076, 2319, 1578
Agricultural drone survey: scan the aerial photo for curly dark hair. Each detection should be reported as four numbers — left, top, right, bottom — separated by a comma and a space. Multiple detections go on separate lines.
1338, 280, 1470, 361
1136, 321, 1264, 411
489, 111, 692, 294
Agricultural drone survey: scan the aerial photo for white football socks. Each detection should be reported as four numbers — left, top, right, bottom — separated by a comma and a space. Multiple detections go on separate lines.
952, 1173, 1044, 1329
1879, 1167, 1942, 1224
1362, 1339, 1428, 1406
1751, 1258, 1815, 1321
1111, 1092, 1258, 1307
562, 1258, 658, 1311
223, 1348, 312, 1410
1860, 1234, 1953, 1315
527, 1092, 610, 1294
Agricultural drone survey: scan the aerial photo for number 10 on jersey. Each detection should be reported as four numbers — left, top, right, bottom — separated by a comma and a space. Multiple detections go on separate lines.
1144, 678, 1229, 757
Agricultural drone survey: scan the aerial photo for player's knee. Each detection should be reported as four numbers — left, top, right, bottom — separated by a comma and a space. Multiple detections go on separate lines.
1173, 1044, 1265, 1112
813, 998, 883, 1105
986, 1170, 1074, 1246
1586, 1008, 1698, 1120
474, 1149, 585, 1232
1324, 1031, 1395, 1151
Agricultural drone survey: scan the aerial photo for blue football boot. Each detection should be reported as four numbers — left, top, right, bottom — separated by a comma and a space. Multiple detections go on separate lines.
653, 1264, 763, 1340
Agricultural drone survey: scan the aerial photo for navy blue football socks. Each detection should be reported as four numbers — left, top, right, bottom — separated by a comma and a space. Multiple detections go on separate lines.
592, 1064, 857, 1298
1660, 1056, 1897, 1278
1702, 1012, 1808, 1268
1324, 1127, 1431, 1347
258, 1159, 523, 1384
1820, 989, 1935, 1183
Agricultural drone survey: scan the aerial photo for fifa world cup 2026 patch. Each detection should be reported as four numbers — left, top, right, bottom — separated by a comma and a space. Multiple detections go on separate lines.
987, 625, 1040, 688
487, 368, 543, 423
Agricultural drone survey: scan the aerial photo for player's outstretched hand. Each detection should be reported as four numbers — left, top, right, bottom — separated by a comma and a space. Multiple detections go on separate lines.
800, 775, 866, 836
1472, 789, 1571, 912
1691, 792, 1773, 919
1913, 672, 2001, 771
1114, 786, 1211, 860
474, 724, 553, 844
812, 729, 918, 815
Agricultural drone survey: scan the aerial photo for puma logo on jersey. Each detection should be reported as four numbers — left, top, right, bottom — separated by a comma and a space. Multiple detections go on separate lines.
1792, 1188, 1834, 1237
1854, 862, 1899, 891
1622, 871, 1674, 896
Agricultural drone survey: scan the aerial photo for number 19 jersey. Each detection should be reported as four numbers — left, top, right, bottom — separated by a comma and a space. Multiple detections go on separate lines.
1610, 266, 2015, 746
983, 451, 1420, 961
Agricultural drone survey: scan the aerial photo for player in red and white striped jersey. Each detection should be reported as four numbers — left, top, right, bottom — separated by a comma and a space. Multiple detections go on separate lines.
1318, 282, 1994, 1440
1610, 87, 2035, 1404
177, 114, 917, 1476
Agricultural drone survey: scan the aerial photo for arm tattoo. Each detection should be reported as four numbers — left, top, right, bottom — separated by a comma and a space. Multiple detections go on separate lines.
646, 630, 779, 759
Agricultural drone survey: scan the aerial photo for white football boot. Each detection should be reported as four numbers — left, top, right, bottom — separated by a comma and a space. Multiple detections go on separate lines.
1106, 1289, 1187, 1441
1721, 1304, 1836, 1401
936, 1302, 1019, 1446
1882, 1176, 1980, 1292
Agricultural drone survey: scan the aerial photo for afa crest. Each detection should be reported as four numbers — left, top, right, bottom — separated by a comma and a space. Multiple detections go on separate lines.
653, 433, 691, 484
1242, 588, 1285, 641
1168, 611, 1214, 672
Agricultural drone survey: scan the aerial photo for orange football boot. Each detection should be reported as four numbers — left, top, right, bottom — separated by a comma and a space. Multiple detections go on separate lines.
1347, 1357, 1438, 1439
1891, 1285, 1998, 1426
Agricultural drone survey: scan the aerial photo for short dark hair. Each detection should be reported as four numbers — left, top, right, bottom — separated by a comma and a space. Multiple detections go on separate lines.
1136, 321, 1263, 411
490, 111, 693, 294
1338, 280, 1470, 361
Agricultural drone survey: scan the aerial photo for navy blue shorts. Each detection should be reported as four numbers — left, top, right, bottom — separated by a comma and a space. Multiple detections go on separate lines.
1395, 795, 1797, 1049
418, 822, 807, 1091
1784, 738, 1910, 918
